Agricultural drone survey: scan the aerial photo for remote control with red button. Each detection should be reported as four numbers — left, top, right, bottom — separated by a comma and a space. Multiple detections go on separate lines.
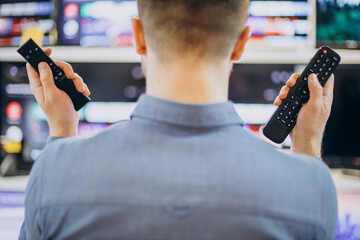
17, 38, 90, 111
263, 46, 341, 143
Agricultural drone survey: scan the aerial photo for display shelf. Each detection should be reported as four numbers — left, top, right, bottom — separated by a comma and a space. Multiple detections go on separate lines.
0, 46, 359, 64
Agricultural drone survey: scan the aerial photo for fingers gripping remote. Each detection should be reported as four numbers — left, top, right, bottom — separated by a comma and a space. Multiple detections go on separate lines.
17, 38, 90, 111
263, 46, 341, 144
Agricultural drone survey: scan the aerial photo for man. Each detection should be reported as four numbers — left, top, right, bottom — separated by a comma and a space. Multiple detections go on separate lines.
20, 0, 338, 239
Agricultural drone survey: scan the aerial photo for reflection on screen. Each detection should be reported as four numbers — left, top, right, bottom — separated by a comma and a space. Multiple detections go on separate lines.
247, 0, 312, 47
59, 0, 137, 46
0, 1, 56, 47
316, 0, 360, 49
1, 62, 359, 166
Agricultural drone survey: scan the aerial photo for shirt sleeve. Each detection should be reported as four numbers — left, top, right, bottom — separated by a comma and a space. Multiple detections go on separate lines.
18, 158, 43, 240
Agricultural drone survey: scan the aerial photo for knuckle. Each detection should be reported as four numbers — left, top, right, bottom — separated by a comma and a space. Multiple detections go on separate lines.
64, 62, 71, 69
75, 73, 82, 80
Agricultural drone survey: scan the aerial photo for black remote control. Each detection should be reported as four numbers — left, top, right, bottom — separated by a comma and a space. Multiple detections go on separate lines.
17, 38, 90, 111
263, 46, 341, 143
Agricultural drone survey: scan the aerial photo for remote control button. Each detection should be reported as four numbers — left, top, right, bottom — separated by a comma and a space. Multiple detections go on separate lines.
285, 115, 289, 120
290, 94, 295, 100
321, 76, 325, 81
26, 55, 30, 59
320, 54, 324, 58
333, 56, 339, 61
316, 59, 321, 63
325, 58, 330, 63
309, 68, 314, 73
29, 50, 32, 54
302, 95, 310, 102
319, 68, 323, 72
303, 76, 308, 81
312, 64, 318, 68
35, 47, 38, 51
281, 120, 287, 125
324, 72, 329, 76
322, 63, 326, 67
276, 116, 281, 120
327, 67, 332, 71
279, 112, 283, 116
331, 62, 335, 67
287, 123, 291, 127
55, 76, 58, 80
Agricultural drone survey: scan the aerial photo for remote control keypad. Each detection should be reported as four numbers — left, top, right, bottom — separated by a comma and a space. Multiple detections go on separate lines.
18, 41, 66, 83
273, 48, 340, 129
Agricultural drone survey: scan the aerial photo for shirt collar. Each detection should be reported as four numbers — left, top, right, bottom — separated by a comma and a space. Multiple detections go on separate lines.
131, 94, 244, 128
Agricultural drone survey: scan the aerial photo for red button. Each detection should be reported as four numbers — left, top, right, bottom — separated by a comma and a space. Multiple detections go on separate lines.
323, 50, 327, 54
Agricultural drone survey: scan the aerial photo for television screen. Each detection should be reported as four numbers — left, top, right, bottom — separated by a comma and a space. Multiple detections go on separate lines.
0, 62, 145, 163
247, 0, 312, 47
0, 0, 56, 47
0, 62, 293, 164
1, 62, 359, 169
316, 0, 360, 49
322, 64, 360, 168
58, 0, 137, 46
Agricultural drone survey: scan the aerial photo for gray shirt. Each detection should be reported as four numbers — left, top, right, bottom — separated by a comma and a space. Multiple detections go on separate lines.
20, 94, 338, 240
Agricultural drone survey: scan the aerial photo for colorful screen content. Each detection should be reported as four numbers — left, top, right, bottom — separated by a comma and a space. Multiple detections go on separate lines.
247, 0, 312, 47
1, 62, 293, 163
59, 0, 137, 46
0, 0, 56, 47
0, 62, 146, 163
316, 0, 360, 49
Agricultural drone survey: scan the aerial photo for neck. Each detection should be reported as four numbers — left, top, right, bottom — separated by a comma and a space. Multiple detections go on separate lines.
144, 55, 231, 104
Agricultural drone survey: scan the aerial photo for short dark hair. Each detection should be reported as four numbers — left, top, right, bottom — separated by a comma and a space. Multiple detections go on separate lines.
137, 0, 250, 60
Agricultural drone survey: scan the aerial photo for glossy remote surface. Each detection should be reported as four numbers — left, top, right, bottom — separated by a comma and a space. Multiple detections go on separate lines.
17, 38, 90, 111
263, 46, 341, 143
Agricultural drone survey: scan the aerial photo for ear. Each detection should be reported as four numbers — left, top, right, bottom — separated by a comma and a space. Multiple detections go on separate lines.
132, 17, 147, 55
230, 26, 250, 61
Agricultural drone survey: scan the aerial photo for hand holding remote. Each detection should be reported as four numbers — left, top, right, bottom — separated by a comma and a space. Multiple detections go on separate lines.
26, 48, 91, 138
273, 73, 334, 158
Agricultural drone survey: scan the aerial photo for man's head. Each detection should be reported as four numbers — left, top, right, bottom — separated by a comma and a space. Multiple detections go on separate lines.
134, 0, 250, 62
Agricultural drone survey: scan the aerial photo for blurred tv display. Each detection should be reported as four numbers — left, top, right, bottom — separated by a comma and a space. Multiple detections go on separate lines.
1, 62, 296, 164
0, 0, 56, 47
247, 0, 312, 47
316, 0, 360, 49
0, 62, 145, 163
1, 62, 359, 168
58, 0, 137, 46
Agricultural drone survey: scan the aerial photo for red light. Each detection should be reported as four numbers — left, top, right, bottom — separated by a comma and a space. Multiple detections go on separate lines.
323, 50, 327, 54
64, 3, 79, 19
6, 102, 22, 121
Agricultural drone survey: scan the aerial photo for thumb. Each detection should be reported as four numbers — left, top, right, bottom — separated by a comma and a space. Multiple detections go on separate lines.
307, 73, 323, 108
38, 62, 57, 96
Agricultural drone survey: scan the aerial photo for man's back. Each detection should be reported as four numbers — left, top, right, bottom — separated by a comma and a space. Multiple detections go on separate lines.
20, 95, 337, 240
